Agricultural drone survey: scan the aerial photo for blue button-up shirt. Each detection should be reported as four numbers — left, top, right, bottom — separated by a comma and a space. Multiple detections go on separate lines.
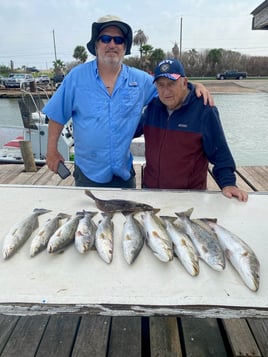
43, 60, 156, 183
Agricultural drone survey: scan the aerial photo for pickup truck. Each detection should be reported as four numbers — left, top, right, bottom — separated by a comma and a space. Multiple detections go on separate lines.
216, 70, 247, 80
4, 73, 35, 88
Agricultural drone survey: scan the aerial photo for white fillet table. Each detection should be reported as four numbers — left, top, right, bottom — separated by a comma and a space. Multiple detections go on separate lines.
0, 185, 267, 318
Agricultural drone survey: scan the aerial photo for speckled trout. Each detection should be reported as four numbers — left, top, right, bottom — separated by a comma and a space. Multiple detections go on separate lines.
75, 211, 98, 254
122, 212, 145, 264
30, 213, 70, 257
141, 210, 173, 263
47, 214, 83, 254
201, 219, 260, 292
3, 208, 51, 259
95, 213, 114, 264
161, 216, 199, 276
175, 208, 225, 271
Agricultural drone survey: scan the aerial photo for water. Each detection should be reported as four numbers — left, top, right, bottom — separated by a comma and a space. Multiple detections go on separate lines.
214, 93, 268, 166
0, 93, 267, 166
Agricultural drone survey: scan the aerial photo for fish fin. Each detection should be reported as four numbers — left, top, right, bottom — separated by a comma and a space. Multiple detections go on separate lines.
175, 207, 194, 218
84, 190, 96, 201
224, 249, 232, 259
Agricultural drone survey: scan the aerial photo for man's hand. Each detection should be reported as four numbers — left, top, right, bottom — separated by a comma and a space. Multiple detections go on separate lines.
46, 150, 65, 173
46, 119, 65, 173
195, 82, 214, 106
222, 186, 248, 202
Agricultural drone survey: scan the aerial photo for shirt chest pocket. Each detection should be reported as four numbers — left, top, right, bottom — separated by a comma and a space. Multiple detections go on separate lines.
120, 86, 142, 117
74, 88, 106, 120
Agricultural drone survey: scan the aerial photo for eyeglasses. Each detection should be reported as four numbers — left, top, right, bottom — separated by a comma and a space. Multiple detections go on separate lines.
97, 35, 125, 45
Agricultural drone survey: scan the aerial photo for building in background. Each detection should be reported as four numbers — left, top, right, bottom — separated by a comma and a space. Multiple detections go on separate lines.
251, 0, 268, 29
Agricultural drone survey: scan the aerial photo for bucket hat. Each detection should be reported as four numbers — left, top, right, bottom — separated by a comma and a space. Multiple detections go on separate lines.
87, 15, 133, 56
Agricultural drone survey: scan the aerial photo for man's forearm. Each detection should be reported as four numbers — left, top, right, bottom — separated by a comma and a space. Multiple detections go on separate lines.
47, 119, 64, 152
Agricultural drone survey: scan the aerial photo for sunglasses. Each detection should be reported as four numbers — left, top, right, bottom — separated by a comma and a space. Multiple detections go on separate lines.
97, 35, 125, 45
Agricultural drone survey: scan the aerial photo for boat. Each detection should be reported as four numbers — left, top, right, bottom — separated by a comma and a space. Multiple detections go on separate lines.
0, 90, 74, 164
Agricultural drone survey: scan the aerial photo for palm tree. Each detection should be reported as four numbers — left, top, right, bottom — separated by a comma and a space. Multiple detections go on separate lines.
53, 59, 65, 74
150, 48, 165, 70
133, 30, 148, 60
73, 46, 88, 63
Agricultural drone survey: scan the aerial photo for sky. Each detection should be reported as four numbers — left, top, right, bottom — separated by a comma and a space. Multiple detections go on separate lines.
0, 0, 267, 70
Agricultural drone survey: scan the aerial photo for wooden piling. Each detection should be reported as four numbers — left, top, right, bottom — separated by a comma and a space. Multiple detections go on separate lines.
19, 140, 37, 172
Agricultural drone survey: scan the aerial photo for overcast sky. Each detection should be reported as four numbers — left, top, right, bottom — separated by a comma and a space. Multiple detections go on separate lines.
0, 0, 267, 70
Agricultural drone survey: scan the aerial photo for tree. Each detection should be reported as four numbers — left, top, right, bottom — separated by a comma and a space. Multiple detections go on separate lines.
150, 48, 165, 71
141, 44, 153, 58
53, 59, 65, 74
73, 46, 88, 63
133, 29, 148, 60
207, 48, 223, 74
182, 49, 200, 76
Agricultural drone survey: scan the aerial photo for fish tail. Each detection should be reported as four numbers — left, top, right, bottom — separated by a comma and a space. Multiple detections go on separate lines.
33, 208, 51, 216
101, 212, 113, 219
175, 207, 194, 218
56, 213, 71, 220
122, 210, 136, 217
160, 216, 177, 223
84, 190, 96, 201
199, 218, 218, 223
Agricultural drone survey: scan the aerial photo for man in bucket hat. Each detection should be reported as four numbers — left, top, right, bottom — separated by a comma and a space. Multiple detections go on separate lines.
43, 15, 213, 188
136, 59, 248, 201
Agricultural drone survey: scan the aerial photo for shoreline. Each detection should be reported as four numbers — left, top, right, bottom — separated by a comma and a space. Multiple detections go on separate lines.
193, 79, 268, 94
1, 79, 268, 98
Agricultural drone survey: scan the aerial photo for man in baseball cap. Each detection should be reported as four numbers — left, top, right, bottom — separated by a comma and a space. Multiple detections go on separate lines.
137, 58, 248, 201
153, 59, 186, 82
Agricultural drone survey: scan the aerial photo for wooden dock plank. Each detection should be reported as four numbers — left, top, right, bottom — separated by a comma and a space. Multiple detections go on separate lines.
0, 164, 25, 184
207, 166, 253, 192
247, 318, 268, 357
207, 171, 220, 190
108, 316, 142, 357
0, 315, 19, 354
7, 164, 46, 185
236, 166, 268, 191
35, 314, 80, 357
0, 315, 49, 357
181, 317, 228, 357
150, 316, 182, 357
222, 319, 261, 357
72, 315, 111, 357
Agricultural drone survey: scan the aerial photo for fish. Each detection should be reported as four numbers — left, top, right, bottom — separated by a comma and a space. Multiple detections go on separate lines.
2, 208, 51, 259
95, 212, 114, 264
122, 211, 145, 264
175, 208, 225, 271
140, 210, 173, 262
161, 216, 199, 276
74, 211, 98, 254
200, 219, 260, 292
84, 189, 155, 213
47, 214, 83, 254
30, 213, 70, 257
